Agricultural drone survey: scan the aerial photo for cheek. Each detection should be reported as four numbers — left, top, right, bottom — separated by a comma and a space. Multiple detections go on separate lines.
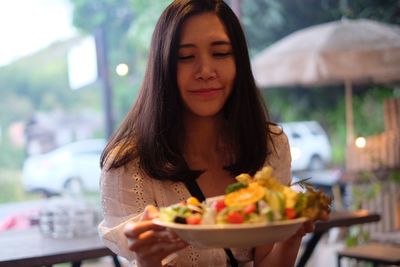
223, 58, 236, 79
176, 67, 190, 107
223, 63, 236, 90
177, 65, 190, 93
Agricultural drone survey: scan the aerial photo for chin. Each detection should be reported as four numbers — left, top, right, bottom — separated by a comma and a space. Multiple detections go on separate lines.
186, 108, 223, 118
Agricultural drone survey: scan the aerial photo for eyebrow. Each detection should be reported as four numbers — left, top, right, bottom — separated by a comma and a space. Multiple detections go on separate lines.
179, 40, 232, 48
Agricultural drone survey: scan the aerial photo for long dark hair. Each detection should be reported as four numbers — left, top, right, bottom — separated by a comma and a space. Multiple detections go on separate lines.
101, 0, 276, 181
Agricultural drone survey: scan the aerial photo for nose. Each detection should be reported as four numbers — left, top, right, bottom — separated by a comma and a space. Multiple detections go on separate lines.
194, 56, 216, 80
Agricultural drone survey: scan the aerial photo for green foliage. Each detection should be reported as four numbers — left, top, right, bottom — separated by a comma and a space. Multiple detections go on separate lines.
351, 171, 382, 209
346, 225, 370, 247
262, 84, 397, 166
0, 138, 24, 169
240, 0, 285, 56
127, 1, 170, 52
262, 86, 346, 165
70, 0, 133, 36
353, 85, 394, 136
0, 169, 37, 203
0, 37, 104, 169
68, 0, 170, 123
342, 0, 400, 24
241, 0, 399, 56
344, 168, 388, 248
0, 37, 101, 119
111, 1, 170, 119
389, 170, 400, 184
241, 0, 341, 55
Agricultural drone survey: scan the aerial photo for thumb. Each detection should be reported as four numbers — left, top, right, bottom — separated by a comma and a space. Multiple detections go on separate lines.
141, 205, 159, 221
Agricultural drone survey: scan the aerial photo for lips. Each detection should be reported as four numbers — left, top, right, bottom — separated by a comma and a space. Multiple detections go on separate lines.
189, 88, 223, 97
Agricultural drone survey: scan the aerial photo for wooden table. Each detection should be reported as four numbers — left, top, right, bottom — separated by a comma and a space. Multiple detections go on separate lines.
0, 227, 119, 267
296, 210, 381, 267
337, 243, 400, 267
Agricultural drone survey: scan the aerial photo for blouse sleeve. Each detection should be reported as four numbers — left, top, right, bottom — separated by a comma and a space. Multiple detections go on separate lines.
265, 126, 292, 186
98, 159, 156, 262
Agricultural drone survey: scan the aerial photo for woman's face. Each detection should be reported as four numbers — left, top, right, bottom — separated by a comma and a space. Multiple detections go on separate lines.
177, 12, 236, 118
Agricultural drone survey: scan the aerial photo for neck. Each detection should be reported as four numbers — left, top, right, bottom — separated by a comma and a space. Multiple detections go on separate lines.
183, 113, 225, 168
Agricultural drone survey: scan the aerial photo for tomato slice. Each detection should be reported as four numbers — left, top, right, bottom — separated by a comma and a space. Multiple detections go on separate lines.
186, 215, 202, 225
214, 199, 226, 212
243, 203, 257, 214
227, 211, 244, 224
285, 208, 297, 219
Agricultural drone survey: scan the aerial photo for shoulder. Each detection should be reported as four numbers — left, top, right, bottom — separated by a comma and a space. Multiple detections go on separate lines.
100, 142, 155, 207
265, 123, 292, 185
103, 141, 137, 170
100, 141, 147, 186
267, 123, 289, 149
101, 143, 142, 185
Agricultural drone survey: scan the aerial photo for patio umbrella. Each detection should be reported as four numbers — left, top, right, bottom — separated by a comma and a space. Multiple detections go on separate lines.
251, 18, 400, 144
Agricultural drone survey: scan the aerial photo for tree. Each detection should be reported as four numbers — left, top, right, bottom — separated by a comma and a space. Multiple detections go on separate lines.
241, 0, 340, 56
69, 0, 170, 126
0, 37, 99, 125
0, 37, 103, 168
241, 0, 399, 56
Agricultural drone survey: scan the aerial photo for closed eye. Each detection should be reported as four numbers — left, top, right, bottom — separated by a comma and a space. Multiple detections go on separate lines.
213, 52, 232, 58
178, 55, 194, 61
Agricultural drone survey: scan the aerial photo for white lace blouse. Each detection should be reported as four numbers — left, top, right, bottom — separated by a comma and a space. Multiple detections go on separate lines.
98, 126, 292, 267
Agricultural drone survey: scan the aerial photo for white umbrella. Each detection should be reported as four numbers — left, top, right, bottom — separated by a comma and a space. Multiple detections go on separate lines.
252, 18, 400, 144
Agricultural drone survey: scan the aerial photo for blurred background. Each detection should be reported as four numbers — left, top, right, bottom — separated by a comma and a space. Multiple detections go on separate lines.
0, 0, 398, 203
0, 0, 399, 266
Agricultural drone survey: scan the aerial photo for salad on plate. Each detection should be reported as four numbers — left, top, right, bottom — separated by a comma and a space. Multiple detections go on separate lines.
158, 166, 332, 226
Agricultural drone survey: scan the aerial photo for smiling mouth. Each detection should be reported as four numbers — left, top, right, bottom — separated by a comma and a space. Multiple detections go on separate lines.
189, 88, 223, 97
190, 88, 223, 93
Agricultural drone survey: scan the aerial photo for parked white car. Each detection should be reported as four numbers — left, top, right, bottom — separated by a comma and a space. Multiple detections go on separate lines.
21, 139, 106, 195
280, 121, 332, 171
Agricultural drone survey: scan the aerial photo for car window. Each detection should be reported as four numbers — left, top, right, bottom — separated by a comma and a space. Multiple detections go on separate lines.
306, 122, 324, 136
291, 132, 301, 139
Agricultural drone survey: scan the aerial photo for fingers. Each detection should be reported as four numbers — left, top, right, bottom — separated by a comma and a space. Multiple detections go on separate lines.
127, 229, 180, 251
301, 212, 329, 235
141, 205, 159, 220
124, 221, 165, 239
123, 205, 188, 265
123, 213, 188, 266
127, 226, 187, 265
291, 220, 315, 240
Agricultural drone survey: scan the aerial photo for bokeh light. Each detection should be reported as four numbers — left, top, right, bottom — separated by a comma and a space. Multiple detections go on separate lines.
355, 137, 366, 148
116, 63, 129, 76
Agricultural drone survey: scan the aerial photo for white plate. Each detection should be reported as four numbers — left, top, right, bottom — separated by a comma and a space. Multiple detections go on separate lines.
153, 217, 307, 248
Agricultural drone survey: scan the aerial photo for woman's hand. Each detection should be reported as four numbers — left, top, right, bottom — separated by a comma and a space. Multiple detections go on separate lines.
124, 205, 188, 267
301, 210, 330, 235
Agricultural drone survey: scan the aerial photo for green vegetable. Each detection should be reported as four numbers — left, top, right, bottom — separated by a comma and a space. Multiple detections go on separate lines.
294, 193, 307, 214
225, 182, 248, 194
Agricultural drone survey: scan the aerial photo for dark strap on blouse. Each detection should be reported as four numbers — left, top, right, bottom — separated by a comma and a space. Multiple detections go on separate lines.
183, 179, 239, 267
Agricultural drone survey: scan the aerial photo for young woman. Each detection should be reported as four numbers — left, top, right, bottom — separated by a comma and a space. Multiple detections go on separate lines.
98, 0, 316, 266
